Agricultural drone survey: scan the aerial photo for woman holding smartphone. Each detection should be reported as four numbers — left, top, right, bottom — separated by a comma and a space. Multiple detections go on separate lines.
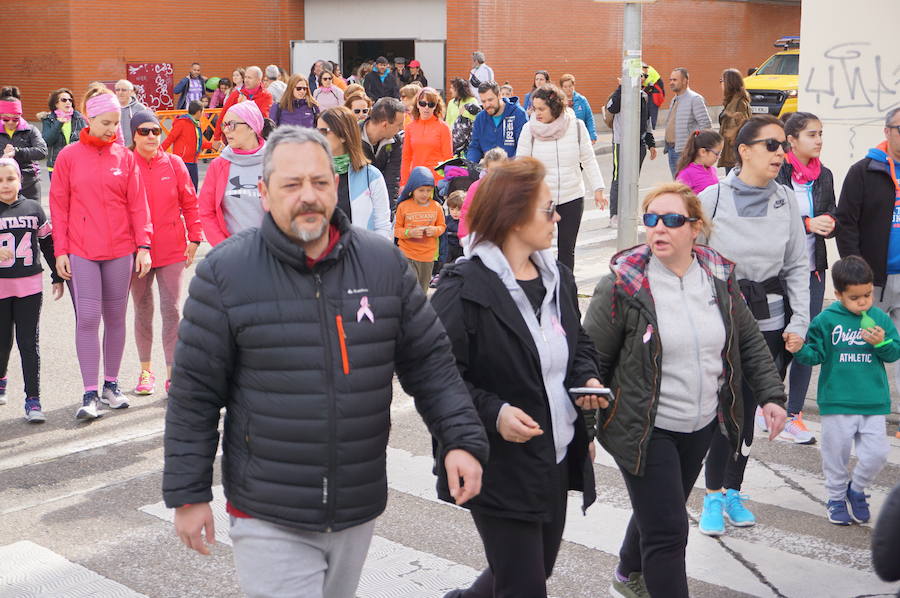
432, 158, 604, 598
583, 182, 786, 598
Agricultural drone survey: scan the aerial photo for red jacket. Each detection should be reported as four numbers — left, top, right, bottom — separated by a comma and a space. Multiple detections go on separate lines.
50, 130, 152, 260
161, 115, 211, 165
212, 87, 273, 141
134, 150, 203, 267
400, 116, 452, 186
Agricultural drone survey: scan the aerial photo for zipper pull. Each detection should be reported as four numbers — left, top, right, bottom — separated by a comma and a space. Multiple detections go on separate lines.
322, 476, 328, 504
314, 273, 322, 299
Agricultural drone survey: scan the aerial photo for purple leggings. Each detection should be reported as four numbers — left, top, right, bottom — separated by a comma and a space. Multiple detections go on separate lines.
69, 254, 133, 392
130, 262, 184, 366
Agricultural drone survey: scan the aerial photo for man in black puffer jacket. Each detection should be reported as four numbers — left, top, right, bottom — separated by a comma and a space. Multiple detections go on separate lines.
163, 125, 488, 598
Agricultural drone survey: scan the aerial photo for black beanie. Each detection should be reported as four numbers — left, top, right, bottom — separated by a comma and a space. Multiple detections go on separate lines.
130, 110, 160, 139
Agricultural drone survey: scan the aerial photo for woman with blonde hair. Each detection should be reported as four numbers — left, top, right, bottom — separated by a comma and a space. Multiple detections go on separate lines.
400, 87, 452, 186
584, 182, 786, 598
269, 73, 319, 128
316, 107, 390, 239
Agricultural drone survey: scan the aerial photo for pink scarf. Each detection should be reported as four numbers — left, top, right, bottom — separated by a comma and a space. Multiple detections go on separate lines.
785, 151, 822, 185
54, 108, 73, 122
529, 110, 570, 141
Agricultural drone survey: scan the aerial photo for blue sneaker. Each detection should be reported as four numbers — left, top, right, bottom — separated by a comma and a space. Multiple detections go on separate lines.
724, 489, 756, 527
846, 484, 871, 523
24, 397, 45, 423
101, 380, 129, 409
827, 499, 852, 525
75, 391, 102, 420
699, 492, 725, 536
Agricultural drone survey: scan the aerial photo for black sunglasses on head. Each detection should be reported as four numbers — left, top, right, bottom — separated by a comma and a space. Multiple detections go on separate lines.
418, 101, 436, 108
643, 213, 698, 228
745, 138, 790, 153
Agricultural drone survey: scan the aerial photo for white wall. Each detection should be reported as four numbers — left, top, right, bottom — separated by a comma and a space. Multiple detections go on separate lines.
799, 0, 900, 186
305, 0, 446, 40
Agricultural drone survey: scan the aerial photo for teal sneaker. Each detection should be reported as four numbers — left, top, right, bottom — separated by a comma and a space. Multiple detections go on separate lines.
724, 489, 756, 527
699, 492, 725, 536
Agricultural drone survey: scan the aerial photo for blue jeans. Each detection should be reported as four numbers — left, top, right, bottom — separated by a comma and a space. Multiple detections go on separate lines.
666, 144, 680, 178
185, 162, 199, 191
787, 270, 826, 415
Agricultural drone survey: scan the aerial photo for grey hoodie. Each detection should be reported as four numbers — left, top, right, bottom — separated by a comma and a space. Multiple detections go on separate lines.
120, 97, 147, 147
468, 242, 576, 463
698, 170, 810, 337
220, 145, 265, 236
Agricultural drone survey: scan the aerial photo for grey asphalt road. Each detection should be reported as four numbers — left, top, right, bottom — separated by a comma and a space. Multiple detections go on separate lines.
0, 151, 897, 598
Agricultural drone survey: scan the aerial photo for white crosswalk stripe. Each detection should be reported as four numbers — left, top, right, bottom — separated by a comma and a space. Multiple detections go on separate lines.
137, 444, 900, 598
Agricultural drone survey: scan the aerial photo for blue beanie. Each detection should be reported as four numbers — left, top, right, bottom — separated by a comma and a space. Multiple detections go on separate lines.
398, 166, 435, 203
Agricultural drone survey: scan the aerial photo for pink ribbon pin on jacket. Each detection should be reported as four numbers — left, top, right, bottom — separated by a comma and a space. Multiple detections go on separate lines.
357, 296, 374, 323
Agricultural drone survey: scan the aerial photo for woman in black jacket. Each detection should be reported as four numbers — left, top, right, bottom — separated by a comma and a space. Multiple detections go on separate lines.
0, 87, 47, 201
775, 111, 837, 443
432, 157, 604, 598
39, 88, 87, 180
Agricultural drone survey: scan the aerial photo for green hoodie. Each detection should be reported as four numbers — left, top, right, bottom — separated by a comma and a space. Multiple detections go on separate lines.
794, 302, 900, 415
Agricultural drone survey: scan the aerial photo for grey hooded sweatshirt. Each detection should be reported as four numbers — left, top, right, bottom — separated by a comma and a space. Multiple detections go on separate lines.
120, 97, 147, 147
220, 145, 265, 236
698, 170, 810, 337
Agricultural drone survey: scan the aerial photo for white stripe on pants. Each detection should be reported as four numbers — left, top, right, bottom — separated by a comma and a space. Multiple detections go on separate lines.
230, 516, 376, 598
820, 414, 889, 501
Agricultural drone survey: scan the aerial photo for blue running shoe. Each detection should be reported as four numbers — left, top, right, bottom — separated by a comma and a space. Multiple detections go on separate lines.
24, 397, 45, 423
827, 499, 852, 525
846, 484, 871, 523
724, 489, 756, 527
101, 380, 129, 409
699, 492, 725, 536
75, 391, 102, 420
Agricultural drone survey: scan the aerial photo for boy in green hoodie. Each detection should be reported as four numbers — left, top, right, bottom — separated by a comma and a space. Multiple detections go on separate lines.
786, 256, 899, 526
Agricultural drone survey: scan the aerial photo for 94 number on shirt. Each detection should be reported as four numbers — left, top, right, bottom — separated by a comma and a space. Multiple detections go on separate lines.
0, 232, 33, 268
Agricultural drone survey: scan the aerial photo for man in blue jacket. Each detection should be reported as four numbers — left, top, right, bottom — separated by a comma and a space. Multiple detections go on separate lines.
466, 82, 527, 163
173, 63, 206, 110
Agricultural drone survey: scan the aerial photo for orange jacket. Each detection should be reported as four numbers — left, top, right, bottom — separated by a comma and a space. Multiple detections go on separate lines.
400, 116, 452, 186
161, 115, 211, 164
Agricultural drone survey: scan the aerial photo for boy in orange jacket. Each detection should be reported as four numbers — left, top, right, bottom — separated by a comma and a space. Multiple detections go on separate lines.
161, 100, 210, 190
395, 166, 445, 292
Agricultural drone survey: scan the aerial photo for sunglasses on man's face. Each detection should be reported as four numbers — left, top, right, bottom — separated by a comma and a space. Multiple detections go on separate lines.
418, 101, 436, 108
642, 213, 699, 228
135, 127, 162, 137
353, 108, 369, 115
745, 138, 790, 153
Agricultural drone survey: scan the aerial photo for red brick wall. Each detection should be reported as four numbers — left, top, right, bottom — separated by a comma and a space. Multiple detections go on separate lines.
446, 0, 800, 111
1, 0, 304, 118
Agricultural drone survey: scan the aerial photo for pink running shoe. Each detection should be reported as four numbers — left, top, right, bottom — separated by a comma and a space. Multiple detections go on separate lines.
135, 370, 155, 395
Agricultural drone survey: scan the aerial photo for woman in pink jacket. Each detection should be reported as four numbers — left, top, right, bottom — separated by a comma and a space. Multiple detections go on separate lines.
198, 101, 266, 246
50, 90, 152, 420
128, 111, 202, 396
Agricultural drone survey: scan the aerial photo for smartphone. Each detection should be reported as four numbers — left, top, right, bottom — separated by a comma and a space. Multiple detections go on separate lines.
568, 387, 613, 397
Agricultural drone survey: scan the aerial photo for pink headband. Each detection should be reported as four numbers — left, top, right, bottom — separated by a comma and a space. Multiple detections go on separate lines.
0, 157, 20, 179
86, 94, 121, 118
226, 101, 264, 139
0, 99, 22, 115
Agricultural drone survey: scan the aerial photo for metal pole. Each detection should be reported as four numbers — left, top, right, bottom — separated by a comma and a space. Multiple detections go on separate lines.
616, 2, 642, 250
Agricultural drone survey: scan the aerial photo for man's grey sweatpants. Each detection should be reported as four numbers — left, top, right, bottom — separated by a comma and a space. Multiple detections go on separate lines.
230, 516, 376, 598
821, 414, 890, 501
875, 275, 900, 414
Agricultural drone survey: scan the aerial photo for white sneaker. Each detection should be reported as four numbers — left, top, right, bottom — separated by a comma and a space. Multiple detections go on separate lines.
754, 406, 768, 433
609, 215, 619, 229
100, 381, 129, 409
75, 391, 102, 420
779, 413, 816, 444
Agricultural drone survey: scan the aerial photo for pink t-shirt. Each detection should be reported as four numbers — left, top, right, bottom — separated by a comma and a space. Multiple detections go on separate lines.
458, 177, 482, 238
676, 162, 719, 195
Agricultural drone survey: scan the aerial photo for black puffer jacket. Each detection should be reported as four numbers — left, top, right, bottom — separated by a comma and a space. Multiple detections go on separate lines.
0, 124, 47, 201
360, 120, 403, 205
776, 162, 837, 273
872, 481, 900, 594
41, 110, 87, 169
163, 210, 489, 532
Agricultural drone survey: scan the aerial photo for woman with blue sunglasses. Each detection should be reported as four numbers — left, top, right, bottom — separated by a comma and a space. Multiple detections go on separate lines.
696, 114, 806, 536
584, 182, 786, 598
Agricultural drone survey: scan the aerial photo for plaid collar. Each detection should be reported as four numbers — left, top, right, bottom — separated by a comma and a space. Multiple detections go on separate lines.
609, 244, 734, 297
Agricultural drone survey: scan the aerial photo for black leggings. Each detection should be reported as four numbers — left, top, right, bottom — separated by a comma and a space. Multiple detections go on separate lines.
556, 198, 583, 272
619, 421, 717, 598
609, 143, 648, 217
0, 293, 43, 398
461, 460, 569, 598
705, 328, 788, 491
